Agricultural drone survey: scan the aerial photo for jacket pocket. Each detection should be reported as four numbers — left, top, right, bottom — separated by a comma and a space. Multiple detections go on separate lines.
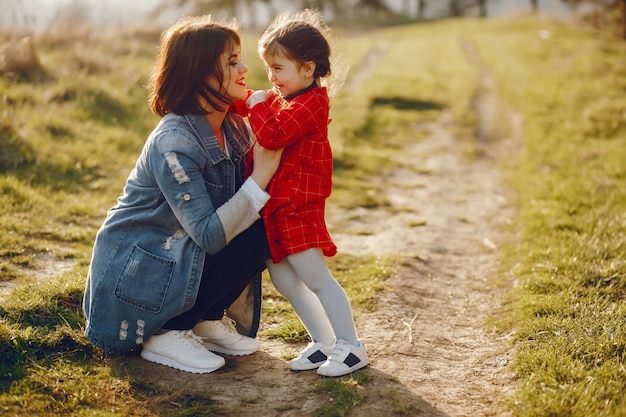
203, 179, 227, 208
115, 245, 174, 313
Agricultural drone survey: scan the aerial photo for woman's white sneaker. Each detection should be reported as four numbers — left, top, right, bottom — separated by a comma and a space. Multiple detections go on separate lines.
140, 330, 225, 374
317, 339, 368, 377
193, 316, 260, 356
289, 341, 334, 371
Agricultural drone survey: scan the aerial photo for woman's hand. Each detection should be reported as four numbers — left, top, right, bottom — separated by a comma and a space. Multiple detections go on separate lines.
249, 143, 283, 190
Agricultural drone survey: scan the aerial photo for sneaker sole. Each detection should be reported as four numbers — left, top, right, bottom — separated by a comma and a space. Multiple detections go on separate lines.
289, 361, 325, 371
317, 360, 369, 377
141, 350, 225, 374
203, 342, 258, 356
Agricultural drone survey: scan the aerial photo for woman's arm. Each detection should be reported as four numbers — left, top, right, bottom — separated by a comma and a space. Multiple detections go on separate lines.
248, 143, 283, 189
149, 132, 281, 253
215, 143, 282, 241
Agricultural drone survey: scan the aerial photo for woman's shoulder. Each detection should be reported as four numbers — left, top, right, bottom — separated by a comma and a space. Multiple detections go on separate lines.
157, 113, 189, 131
148, 114, 202, 151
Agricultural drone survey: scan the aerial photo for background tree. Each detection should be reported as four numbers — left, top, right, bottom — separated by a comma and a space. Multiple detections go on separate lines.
478, 0, 487, 17
417, 0, 428, 19
560, 0, 625, 38
150, 0, 626, 34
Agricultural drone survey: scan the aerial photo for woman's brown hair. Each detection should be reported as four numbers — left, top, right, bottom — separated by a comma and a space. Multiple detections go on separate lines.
148, 15, 241, 117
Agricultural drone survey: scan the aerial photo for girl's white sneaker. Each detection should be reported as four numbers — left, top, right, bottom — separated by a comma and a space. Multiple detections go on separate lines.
317, 339, 368, 377
289, 341, 334, 371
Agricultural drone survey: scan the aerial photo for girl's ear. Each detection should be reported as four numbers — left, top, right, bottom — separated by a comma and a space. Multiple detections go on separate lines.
303, 61, 316, 78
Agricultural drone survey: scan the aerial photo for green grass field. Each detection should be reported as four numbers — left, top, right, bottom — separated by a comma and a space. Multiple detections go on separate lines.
0, 15, 625, 416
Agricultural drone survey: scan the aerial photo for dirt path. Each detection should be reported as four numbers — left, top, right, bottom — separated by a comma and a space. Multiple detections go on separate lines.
123, 42, 520, 416
325, 107, 518, 416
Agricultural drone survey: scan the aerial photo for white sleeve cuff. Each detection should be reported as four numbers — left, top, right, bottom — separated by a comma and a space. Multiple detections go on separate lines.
240, 177, 270, 212
247, 95, 264, 108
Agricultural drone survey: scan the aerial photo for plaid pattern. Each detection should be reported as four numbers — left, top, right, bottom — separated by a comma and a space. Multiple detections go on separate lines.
248, 87, 337, 263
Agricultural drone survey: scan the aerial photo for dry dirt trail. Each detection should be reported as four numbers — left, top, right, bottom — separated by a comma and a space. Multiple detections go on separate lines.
128, 43, 520, 416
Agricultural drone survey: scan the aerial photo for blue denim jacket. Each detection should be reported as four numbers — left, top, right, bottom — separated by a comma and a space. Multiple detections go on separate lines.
83, 112, 262, 354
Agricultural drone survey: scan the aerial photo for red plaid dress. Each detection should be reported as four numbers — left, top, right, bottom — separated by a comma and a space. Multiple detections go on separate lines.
247, 87, 337, 263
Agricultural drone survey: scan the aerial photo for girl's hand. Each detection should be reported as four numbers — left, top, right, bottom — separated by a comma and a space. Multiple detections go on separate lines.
246, 90, 271, 108
249, 143, 283, 190
229, 90, 254, 116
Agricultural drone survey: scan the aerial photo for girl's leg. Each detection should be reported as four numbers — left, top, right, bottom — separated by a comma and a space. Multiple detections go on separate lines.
286, 248, 359, 346
164, 220, 268, 330
267, 259, 335, 345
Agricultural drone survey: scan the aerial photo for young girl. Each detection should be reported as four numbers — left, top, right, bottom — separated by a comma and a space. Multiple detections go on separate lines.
245, 10, 368, 377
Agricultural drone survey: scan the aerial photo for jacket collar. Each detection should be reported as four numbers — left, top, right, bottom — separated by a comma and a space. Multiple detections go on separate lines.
183, 113, 250, 164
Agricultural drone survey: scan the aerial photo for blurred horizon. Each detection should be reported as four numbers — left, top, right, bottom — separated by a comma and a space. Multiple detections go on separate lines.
3, 0, 576, 35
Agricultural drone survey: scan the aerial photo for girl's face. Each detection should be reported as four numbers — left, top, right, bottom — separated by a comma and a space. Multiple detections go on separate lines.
208, 46, 248, 104
264, 52, 313, 98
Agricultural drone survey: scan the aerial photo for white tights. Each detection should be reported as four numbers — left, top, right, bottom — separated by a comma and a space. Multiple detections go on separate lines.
267, 248, 359, 346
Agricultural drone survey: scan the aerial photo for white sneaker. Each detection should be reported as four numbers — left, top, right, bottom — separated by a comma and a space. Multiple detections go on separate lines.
140, 330, 225, 374
317, 339, 368, 377
193, 316, 260, 356
289, 341, 334, 371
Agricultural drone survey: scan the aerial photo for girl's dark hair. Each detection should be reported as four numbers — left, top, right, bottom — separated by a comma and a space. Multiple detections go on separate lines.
259, 9, 331, 80
148, 15, 241, 117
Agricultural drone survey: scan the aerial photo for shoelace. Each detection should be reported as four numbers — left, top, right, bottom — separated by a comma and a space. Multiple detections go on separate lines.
220, 316, 239, 334
181, 329, 204, 344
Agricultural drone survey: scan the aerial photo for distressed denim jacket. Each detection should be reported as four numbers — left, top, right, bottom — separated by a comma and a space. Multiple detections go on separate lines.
83, 112, 262, 354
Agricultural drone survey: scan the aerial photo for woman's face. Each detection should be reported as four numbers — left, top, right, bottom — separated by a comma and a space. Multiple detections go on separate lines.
208, 45, 248, 104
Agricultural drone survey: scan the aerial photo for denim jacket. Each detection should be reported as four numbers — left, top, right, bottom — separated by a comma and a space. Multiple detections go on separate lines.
83, 112, 262, 354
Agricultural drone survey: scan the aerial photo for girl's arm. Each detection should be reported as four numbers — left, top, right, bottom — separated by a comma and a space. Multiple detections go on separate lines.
229, 90, 254, 116
248, 92, 327, 150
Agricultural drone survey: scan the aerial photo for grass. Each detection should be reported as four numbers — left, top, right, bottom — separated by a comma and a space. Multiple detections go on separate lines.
0, 14, 625, 417
314, 372, 366, 417
465, 18, 626, 416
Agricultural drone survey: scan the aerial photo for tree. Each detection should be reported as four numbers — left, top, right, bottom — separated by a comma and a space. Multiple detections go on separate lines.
478, 0, 487, 17
560, 0, 625, 38
449, 0, 462, 16
417, 0, 427, 19
530, 0, 538, 14
153, 0, 261, 28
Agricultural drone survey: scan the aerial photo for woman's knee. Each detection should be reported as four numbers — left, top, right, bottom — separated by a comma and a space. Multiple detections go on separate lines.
228, 220, 269, 260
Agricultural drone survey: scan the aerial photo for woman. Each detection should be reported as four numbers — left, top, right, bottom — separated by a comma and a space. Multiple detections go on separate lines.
82, 15, 282, 374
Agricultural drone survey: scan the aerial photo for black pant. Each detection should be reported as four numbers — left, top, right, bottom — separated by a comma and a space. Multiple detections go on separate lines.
163, 220, 269, 330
